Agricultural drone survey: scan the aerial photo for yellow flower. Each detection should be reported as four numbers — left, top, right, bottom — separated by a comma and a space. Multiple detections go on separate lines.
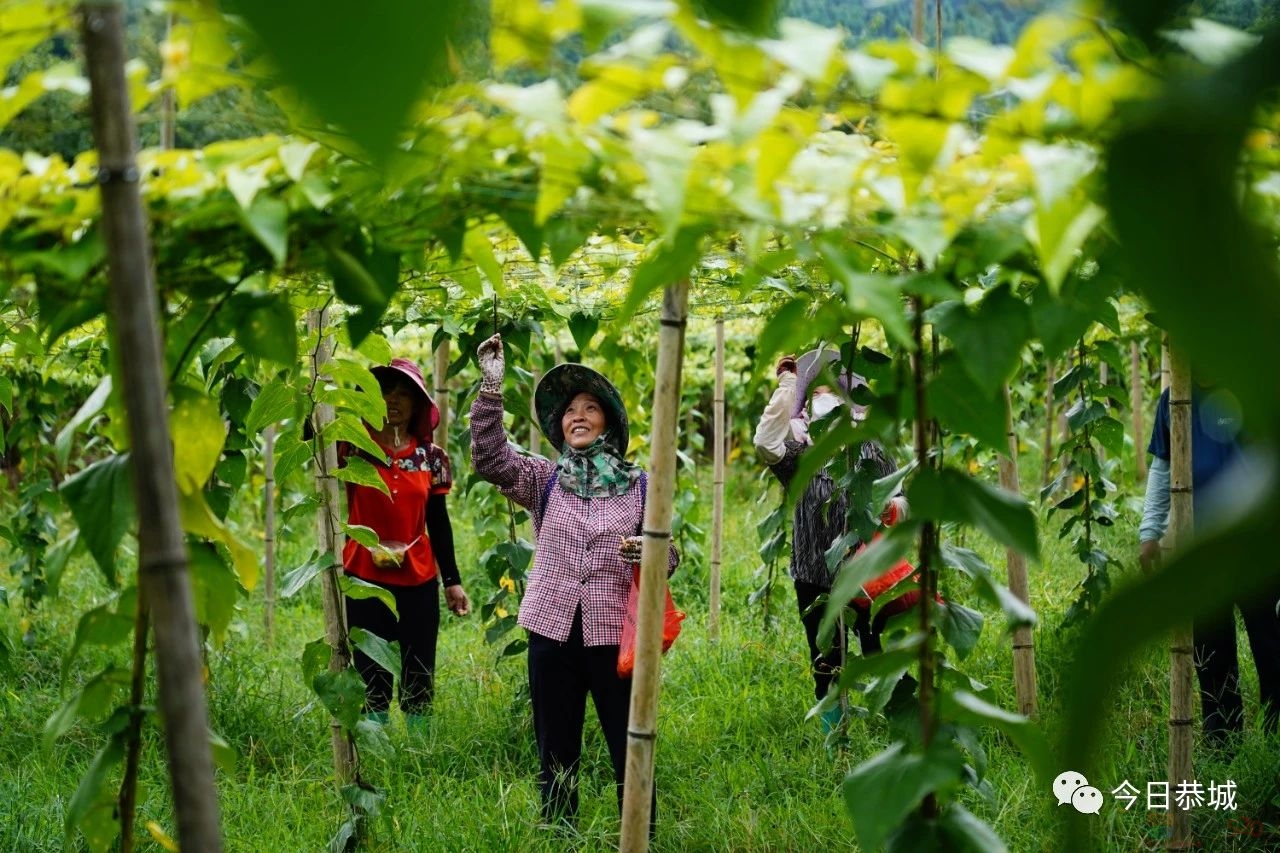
499, 576, 516, 593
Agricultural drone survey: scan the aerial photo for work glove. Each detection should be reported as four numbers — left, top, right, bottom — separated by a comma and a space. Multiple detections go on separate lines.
477, 333, 505, 395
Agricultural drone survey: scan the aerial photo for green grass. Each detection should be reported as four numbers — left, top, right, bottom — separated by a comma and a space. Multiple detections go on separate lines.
2, 456, 1278, 851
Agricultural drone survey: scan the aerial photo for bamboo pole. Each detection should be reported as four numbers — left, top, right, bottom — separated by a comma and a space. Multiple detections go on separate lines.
709, 319, 725, 642
433, 339, 449, 450
1167, 341, 1194, 851
263, 423, 277, 645
1042, 358, 1056, 486
1131, 341, 1147, 482
999, 384, 1037, 716
307, 309, 358, 786
620, 281, 689, 851
80, 4, 223, 848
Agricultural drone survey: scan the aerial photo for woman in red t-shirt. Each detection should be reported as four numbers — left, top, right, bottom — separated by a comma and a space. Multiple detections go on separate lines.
340, 358, 469, 726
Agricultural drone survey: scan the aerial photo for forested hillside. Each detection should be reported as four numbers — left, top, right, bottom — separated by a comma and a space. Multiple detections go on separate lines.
783, 0, 1277, 43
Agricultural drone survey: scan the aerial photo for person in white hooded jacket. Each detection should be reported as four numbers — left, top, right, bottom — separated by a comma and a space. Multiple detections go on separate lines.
753, 349, 908, 733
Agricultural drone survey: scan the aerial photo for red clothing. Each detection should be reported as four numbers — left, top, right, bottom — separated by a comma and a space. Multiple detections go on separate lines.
341, 436, 452, 587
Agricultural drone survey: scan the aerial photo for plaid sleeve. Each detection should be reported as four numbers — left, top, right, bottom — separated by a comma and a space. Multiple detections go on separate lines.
469, 392, 553, 510
425, 444, 453, 495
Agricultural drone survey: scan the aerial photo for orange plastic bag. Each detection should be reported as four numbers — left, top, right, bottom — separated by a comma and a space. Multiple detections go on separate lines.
617, 565, 685, 678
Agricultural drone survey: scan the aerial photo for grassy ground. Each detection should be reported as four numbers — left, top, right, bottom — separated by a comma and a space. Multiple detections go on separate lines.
2, 457, 1278, 851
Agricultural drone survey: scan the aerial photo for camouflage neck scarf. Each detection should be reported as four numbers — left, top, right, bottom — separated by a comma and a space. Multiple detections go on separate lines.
555, 433, 641, 499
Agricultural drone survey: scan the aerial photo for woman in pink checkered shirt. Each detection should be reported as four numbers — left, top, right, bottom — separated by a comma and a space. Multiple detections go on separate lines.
470, 333, 677, 831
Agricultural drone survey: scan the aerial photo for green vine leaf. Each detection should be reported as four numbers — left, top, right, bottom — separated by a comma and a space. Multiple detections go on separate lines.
843, 741, 966, 852
908, 468, 1039, 561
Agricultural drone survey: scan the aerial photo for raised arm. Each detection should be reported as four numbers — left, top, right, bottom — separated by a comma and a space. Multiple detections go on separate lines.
468, 334, 553, 509
754, 355, 798, 465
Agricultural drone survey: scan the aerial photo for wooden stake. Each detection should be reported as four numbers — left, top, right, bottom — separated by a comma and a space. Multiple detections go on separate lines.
433, 339, 450, 450
709, 318, 725, 642
307, 308, 358, 787
1167, 340, 1194, 851
80, 4, 223, 848
1131, 340, 1147, 482
620, 281, 689, 851
263, 423, 277, 646
999, 385, 1037, 717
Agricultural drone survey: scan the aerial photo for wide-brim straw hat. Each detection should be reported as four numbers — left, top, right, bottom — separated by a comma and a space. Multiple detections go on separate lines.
370, 358, 440, 444
793, 347, 869, 420
535, 363, 629, 454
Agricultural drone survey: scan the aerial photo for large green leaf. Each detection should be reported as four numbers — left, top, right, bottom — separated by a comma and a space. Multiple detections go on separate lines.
233, 292, 297, 367
326, 243, 401, 347
65, 731, 126, 851
339, 574, 399, 617
947, 691, 1053, 783
685, 0, 781, 34
818, 240, 913, 347
179, 490, 260, 591
301, 637, 332, 685
323, 414, 386, 461
350, 627, 401, 677
279, 551, 332, 599
908, 468, 1039, 561
239, 195, 288, 265
245, 377, 299, 434
189, 544, 240, 646
940, 602, 984, 659
313, 667, 366, 732
929, 285, 1030, 395
619, 228, 705, 320
567, 311, 599, 352
927, 361, 1008, 454
843, 741, 966, 852
941, 545, 1036, 629
273, 429, 313, 483
333, 455, 391, 499
323, 359, 386, 426
59, 454, 133, 586
225, 0, 461, 165
937, 804, 1009, 853
170, 387, 226, 495
45, 665, 129, 751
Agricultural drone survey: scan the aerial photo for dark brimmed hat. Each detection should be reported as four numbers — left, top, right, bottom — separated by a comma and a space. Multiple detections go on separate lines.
535, 363, 629, 453
793, 347, 868, 420
370, 358, 439, 444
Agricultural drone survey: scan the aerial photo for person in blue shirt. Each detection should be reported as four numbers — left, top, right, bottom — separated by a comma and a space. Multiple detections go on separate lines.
1139, 383, 1280, 743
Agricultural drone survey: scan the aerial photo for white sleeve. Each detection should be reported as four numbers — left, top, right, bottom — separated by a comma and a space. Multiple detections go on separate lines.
1138, 457, 1170, 543
753, 372, 796, 465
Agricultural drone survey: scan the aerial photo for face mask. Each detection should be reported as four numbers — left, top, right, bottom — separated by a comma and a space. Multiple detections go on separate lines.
811, 393, 841, 420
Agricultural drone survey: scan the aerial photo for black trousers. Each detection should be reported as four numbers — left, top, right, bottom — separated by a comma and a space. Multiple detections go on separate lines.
794, 579, 888, 703
1194, 586, 1280, 740
346, 577, 439, 714
527, 609, 655, 829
